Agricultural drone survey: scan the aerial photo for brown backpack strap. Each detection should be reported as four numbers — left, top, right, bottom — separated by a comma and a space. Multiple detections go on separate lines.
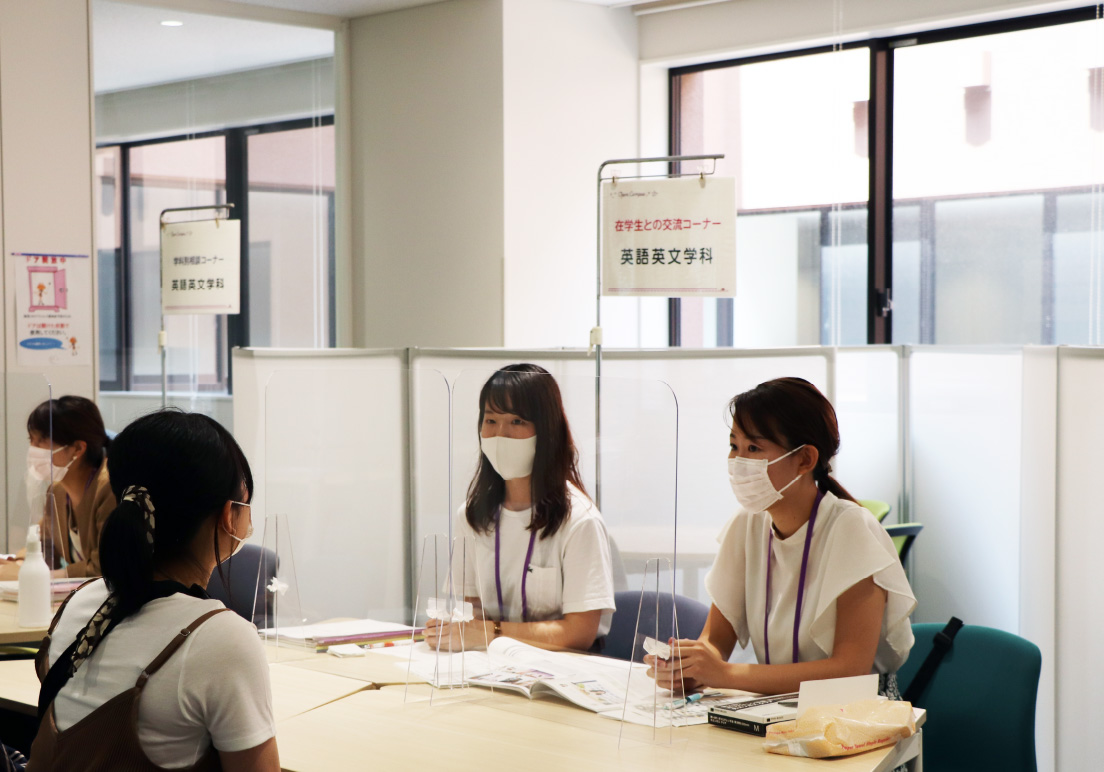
36, 578, 102, 682
134, 608, 230, 689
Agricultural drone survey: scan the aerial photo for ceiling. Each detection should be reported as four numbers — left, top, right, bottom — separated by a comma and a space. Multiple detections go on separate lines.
93, 0, 335, 93
221, 0, 621, 16
93, 0, 631, 94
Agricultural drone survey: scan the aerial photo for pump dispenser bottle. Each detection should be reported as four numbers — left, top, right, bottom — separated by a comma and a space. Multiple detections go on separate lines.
18, 524, 51, 628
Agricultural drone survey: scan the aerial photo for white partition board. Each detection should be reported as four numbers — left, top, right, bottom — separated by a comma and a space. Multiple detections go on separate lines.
908, 349, 1022, 630
834, 349, 902, 517
1055, 348, 1104, 772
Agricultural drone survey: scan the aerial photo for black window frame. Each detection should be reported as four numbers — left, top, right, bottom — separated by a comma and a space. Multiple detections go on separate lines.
667, 5, 1102, 346
97, 114, 336, 393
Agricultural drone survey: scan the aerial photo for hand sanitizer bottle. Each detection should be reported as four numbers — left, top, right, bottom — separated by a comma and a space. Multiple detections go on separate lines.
18, 524, 51, 628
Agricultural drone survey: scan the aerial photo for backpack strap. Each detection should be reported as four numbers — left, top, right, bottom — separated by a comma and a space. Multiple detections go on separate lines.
135, 608, 230, 689
902, 616, 963, 703
35, 578, 102, 682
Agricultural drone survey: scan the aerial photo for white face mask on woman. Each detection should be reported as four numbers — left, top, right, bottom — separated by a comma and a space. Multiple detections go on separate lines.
222, 501, 253, 560
480, 435, 537, 481
25, 445, 74, 484
727, 444, 805, 513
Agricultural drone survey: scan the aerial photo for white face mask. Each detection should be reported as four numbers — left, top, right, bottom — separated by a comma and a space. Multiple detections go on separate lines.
480, 435, 537, 481
26, 445, 73, 483
727, 444, 806, 513
223, 501, 253, 560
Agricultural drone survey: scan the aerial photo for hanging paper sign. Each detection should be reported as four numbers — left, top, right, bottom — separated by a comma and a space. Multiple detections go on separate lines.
11, 252, 93, 366
161, 218, 241, 315
602, 177, 736, 297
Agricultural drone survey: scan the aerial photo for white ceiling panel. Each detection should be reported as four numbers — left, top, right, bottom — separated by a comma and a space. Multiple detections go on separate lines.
93, 0, 335, 93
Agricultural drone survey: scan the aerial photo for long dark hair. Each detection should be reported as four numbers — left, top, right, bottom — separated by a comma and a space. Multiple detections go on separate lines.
100, 409, 253, 616
465, 364, 587, 539
728, 377, 858, 503
27, 396, 111, 468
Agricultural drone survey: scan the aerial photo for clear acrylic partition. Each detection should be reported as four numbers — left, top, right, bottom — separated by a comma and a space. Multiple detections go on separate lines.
450, 367, 679, 739
259, 366, 449, 662
401, 532, 492, 706
833, 348, 903, 521
96, 392, 232, 436
3, 373, 69, 580
907, 348, 1023, 630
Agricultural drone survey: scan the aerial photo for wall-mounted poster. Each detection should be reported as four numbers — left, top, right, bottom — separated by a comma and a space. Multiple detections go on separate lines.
11, 252, 92, 366
602, 176, 736, 297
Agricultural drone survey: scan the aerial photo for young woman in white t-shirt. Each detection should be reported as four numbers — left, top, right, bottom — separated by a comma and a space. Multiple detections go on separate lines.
647, 377, 916, 697
29, 410, 278, 771
423, 364, 615, 652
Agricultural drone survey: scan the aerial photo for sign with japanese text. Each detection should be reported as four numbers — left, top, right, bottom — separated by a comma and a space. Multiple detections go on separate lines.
602, 177, 736, 297
12, 252, 93, 366
161, 218, 241, 315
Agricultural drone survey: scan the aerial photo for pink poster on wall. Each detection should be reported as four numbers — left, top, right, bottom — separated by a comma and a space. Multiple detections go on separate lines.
11, 252, 91, 366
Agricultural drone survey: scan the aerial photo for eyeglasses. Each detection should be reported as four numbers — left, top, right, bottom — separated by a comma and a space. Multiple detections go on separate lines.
230, 500, 251, 510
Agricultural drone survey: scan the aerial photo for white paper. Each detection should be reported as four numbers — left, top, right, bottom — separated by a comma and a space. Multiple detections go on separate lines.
257, 618, 416, 643
11, 252, 93, 366
161, 219, 241, 315
796, 673, 879, 718
602, 176, 736, 298
643, 636, 670, 660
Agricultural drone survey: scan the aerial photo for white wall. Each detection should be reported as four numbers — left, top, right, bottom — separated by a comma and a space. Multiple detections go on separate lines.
638, 0, 1088, 64
348, 0, 506, 348
1, 0, 97, 551
501, 0, 638, 349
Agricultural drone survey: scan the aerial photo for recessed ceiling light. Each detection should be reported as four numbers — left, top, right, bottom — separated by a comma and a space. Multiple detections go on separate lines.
161, 20, 183, 27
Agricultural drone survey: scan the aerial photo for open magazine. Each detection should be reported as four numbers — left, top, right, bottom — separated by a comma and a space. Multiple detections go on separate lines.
403, 636, 730, 725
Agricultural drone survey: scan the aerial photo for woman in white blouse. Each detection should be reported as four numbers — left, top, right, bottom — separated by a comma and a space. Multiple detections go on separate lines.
648, 377, 916, 697
423, 364, 615, 652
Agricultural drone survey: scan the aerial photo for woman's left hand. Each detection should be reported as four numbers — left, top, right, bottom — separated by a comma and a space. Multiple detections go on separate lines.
422, 618, 493, 651
663, 637, 732, 688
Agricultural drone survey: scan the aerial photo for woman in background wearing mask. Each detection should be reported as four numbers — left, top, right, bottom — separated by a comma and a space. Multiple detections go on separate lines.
647, 377, 915, 697
423, 364, 615, 652
1, 397, 115, 580
29, 409, 277, 771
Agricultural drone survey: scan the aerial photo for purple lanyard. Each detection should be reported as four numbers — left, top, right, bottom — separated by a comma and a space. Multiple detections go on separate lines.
764, 491, 824, 665
494, 510, 538, 623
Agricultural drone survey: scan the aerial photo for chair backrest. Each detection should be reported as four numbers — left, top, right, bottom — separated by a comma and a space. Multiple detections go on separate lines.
207, 543, 278, 623
897, 622, 1041, 772
606, 534, 630, 593
605, 590, 710, 663
859, 498, 891, 522
884, 522, 923, 563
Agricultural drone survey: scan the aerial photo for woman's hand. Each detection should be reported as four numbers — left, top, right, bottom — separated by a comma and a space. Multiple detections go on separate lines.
646, 637, 731, 692
422, 618, 493, 651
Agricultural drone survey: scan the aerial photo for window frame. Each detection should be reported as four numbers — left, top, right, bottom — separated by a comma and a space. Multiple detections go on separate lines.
97, 114, 336, 393
667, 5, 1102, 346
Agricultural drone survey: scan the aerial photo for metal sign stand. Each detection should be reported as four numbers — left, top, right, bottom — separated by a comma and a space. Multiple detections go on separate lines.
591, 154, 723, 507
157, 203, 234, 408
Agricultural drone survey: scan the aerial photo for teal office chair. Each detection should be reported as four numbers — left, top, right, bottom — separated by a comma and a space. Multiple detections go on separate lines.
884, 522, 923, 564
898, 622, 1041, 772
859, 499, 891, 522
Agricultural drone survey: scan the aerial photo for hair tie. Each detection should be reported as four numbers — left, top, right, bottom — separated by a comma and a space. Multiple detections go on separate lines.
121, 485, 156, 547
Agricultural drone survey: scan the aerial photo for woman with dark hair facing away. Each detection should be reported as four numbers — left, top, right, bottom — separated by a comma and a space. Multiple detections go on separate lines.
647, 377, 916, 697
28, 410, 278, 771
1, 396, 116, 581
423, 364, 615, 652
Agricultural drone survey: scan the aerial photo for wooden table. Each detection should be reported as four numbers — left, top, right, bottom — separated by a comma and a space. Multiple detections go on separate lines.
0, 657, 374, 724
280, 649, 423, 686
0, 644, 923, 772
0, 600, 49, 646
275, 686, 921, 772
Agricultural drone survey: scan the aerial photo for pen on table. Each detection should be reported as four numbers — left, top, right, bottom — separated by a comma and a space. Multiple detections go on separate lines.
671, 691, 724, 709
360, 639, 416, 650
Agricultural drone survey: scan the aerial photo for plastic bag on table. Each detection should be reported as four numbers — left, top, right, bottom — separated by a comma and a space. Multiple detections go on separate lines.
763, 698, 916, 759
